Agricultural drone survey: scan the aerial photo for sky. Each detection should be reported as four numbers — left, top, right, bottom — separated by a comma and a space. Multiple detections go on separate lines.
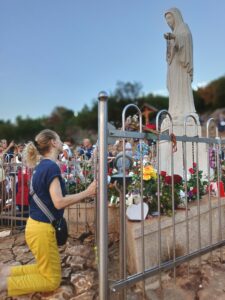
0, 0, 225, 122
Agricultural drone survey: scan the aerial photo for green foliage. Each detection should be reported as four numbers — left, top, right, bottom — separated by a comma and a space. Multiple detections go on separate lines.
114, 81, 143, 100
221, 161, 225, 187
213, 76, 225, 108
1, 76, 224, 141
74, 103, 98, 131
108, 184, 119, 204
0, 120, 16, 140
145, 174, 183, 216
15, 116, 46, 142
65, 163, 94, 194
197, 76, 225, 109
193, 90, 206, 113
128, 163, 182, 216
138, 94, 169, 111
43, 106, 77, 139
186, 163, 207, 201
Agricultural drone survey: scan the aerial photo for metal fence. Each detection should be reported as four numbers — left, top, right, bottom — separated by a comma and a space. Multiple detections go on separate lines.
0, 156, 96, 235
1, 94, 225, 300
97, 92, 225, 299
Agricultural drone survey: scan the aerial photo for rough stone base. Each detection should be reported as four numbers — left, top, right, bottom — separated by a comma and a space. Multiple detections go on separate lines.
64, 203, 119, 240
159, 122, 208, 177
126, 195, 225, 292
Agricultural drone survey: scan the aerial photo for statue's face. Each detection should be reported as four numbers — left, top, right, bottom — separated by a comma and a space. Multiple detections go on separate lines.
165, 13, 175, 29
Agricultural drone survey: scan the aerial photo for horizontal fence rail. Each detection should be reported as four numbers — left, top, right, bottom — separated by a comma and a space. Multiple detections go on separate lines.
109, 129, 225, 144
110, 239, 225, 292
1, 108, 225, 300
0, 156, 97, 234
98, 104, 225, 300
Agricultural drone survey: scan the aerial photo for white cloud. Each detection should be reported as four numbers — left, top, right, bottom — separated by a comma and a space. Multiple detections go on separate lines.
152, 89, 168, 96
192, 81, 208, 90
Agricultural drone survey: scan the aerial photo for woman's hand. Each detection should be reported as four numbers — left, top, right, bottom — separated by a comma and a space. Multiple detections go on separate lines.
85, 180, 97, 198
50, 178, 97, 209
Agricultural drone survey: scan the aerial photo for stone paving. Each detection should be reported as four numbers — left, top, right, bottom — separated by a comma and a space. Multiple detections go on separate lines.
1, 230, 225, 299
0, 231, 98, 300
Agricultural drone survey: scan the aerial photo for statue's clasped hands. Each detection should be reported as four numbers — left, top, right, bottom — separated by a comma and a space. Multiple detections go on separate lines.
164, 32, 175, 40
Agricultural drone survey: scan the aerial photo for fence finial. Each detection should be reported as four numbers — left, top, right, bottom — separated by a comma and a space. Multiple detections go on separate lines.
98, 91, 108, 101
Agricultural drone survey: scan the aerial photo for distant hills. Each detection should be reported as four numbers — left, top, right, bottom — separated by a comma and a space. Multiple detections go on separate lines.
195, 75, 225, 112
0, 76, 224, 142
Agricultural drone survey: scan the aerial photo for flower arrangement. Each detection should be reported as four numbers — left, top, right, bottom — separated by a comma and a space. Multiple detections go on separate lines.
210, 158, 225, 197
186, 163, 207, 201
221, 161, 225, 187
64, 162, 94, 195
108, 182, 119, 205
146, 171, 183, 215
209, 147, 216, 169
143, 165, 157, 181
63, 157, 209, 216
128, 162, 182, 216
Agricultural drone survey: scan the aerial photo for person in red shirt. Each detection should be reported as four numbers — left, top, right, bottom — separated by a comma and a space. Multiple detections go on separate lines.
16, 168, 29, 209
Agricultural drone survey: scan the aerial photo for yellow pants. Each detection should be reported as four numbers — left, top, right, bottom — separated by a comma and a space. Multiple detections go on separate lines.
7, 217, 61, 296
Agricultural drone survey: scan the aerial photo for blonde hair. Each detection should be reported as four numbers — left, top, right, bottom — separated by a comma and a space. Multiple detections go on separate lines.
23, 129, 58, 168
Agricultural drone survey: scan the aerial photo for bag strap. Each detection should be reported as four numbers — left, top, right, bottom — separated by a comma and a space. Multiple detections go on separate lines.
30, 175, 55, 223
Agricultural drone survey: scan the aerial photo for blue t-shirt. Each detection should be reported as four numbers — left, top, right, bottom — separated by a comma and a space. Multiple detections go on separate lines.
79, 146, 94, 159
29, 159, 66, 223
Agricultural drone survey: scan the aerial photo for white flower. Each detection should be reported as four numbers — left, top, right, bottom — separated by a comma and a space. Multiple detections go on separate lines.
179, 190, 185, 198
126, 195, 133, 206
155, 192, 162, 196
112, 168, 117, 174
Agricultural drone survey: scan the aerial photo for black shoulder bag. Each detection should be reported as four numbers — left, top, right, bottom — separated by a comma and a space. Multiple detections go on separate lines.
30, 177, 68, 246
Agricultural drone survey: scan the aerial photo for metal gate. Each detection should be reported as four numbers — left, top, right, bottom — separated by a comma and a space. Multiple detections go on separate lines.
97, 92, 225, 299
0, 157, 96, 235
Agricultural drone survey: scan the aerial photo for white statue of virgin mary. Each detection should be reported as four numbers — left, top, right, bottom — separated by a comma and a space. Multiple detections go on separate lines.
164, 8, 196, 121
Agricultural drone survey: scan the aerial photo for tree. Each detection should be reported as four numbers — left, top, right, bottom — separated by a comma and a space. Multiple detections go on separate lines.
114, 81, 143, 100
15, 116, 45, 142
44, 106, 77, 138
197, 76, 225, 109
193, 90, 205, 113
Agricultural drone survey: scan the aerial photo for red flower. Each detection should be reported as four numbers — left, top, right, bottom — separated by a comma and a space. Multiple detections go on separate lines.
165, 174, 182, 185
174, 174, 182, 184
160, 171, 167, 177
83, 170, 90, 176
189, 168, 195, 174
145, 123, 156, 130
60, 164, 67, 173
108, 168, 113, 176
192, 187, 197, 195
193, 162, 197, 168
165, 176, 172, 184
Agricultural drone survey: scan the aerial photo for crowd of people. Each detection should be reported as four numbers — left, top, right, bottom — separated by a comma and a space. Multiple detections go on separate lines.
0, 137, 97, 213
0, 137, 96, 164
0, 128, 156, 297
0, 132, 156, 214
0, 129, 97, 296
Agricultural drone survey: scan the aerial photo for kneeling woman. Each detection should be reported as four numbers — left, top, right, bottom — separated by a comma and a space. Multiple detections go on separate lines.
0, 129, 96, 297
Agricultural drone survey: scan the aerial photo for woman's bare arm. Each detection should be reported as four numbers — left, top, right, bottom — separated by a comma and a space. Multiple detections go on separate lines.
49, 177, 97, 209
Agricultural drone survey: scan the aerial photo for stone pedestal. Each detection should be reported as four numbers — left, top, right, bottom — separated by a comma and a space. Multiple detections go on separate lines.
64, 203, 119, 238
126, 196, 225, 290
159, 116, 208, 177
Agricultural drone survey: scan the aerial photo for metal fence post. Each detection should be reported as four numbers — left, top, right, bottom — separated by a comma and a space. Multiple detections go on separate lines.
98, 91, 109, 300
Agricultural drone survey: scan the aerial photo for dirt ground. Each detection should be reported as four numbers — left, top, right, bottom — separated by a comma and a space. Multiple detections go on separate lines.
110, 247, 225, 300
1, 230, 225, 299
